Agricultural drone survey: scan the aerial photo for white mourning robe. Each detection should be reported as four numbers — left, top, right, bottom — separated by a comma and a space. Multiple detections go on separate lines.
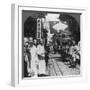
37, 45, 46, 74
30, 45, 38, 77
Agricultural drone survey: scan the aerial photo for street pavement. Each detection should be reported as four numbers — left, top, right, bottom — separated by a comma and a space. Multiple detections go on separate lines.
47, 54, 80, 76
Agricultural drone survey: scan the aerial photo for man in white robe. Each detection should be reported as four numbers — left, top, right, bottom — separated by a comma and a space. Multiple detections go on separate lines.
37, 42, 46, 75
30, 44, 38, 77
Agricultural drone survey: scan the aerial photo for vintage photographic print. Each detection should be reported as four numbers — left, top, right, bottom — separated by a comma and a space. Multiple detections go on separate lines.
22, 9, 81, 78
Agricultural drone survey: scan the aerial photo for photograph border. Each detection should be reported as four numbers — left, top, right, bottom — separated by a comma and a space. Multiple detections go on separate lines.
11, 4, 87, 87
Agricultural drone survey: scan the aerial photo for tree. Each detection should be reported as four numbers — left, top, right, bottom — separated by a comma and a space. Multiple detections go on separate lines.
59, 13, 80, 44
24, 16, 37, 39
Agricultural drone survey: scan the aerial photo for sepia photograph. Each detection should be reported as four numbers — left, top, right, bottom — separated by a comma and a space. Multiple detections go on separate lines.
22, 9, 81, 78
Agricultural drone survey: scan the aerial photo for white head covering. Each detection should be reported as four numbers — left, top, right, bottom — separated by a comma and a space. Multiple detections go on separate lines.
24, 37, 28, 43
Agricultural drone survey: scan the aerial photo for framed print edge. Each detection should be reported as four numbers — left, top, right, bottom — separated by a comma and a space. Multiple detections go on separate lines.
11, 3, 87, 87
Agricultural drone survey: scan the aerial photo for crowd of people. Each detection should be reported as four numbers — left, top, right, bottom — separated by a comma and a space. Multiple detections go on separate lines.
24, 14, 80, 77
24, 36, 80, 77
50, 38, 80, 68
24, 37, 48, 77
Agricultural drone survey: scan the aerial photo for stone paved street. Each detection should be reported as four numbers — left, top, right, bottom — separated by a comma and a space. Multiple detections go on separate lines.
47, 54, 80, 76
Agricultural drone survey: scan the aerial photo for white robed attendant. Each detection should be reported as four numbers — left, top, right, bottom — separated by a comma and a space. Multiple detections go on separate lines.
69, 45, 80, 62
30, 45, 38, 77
37, 44, 46, 75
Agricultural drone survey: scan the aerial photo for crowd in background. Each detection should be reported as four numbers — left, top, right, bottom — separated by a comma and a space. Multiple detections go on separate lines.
51, 38, 80, 68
